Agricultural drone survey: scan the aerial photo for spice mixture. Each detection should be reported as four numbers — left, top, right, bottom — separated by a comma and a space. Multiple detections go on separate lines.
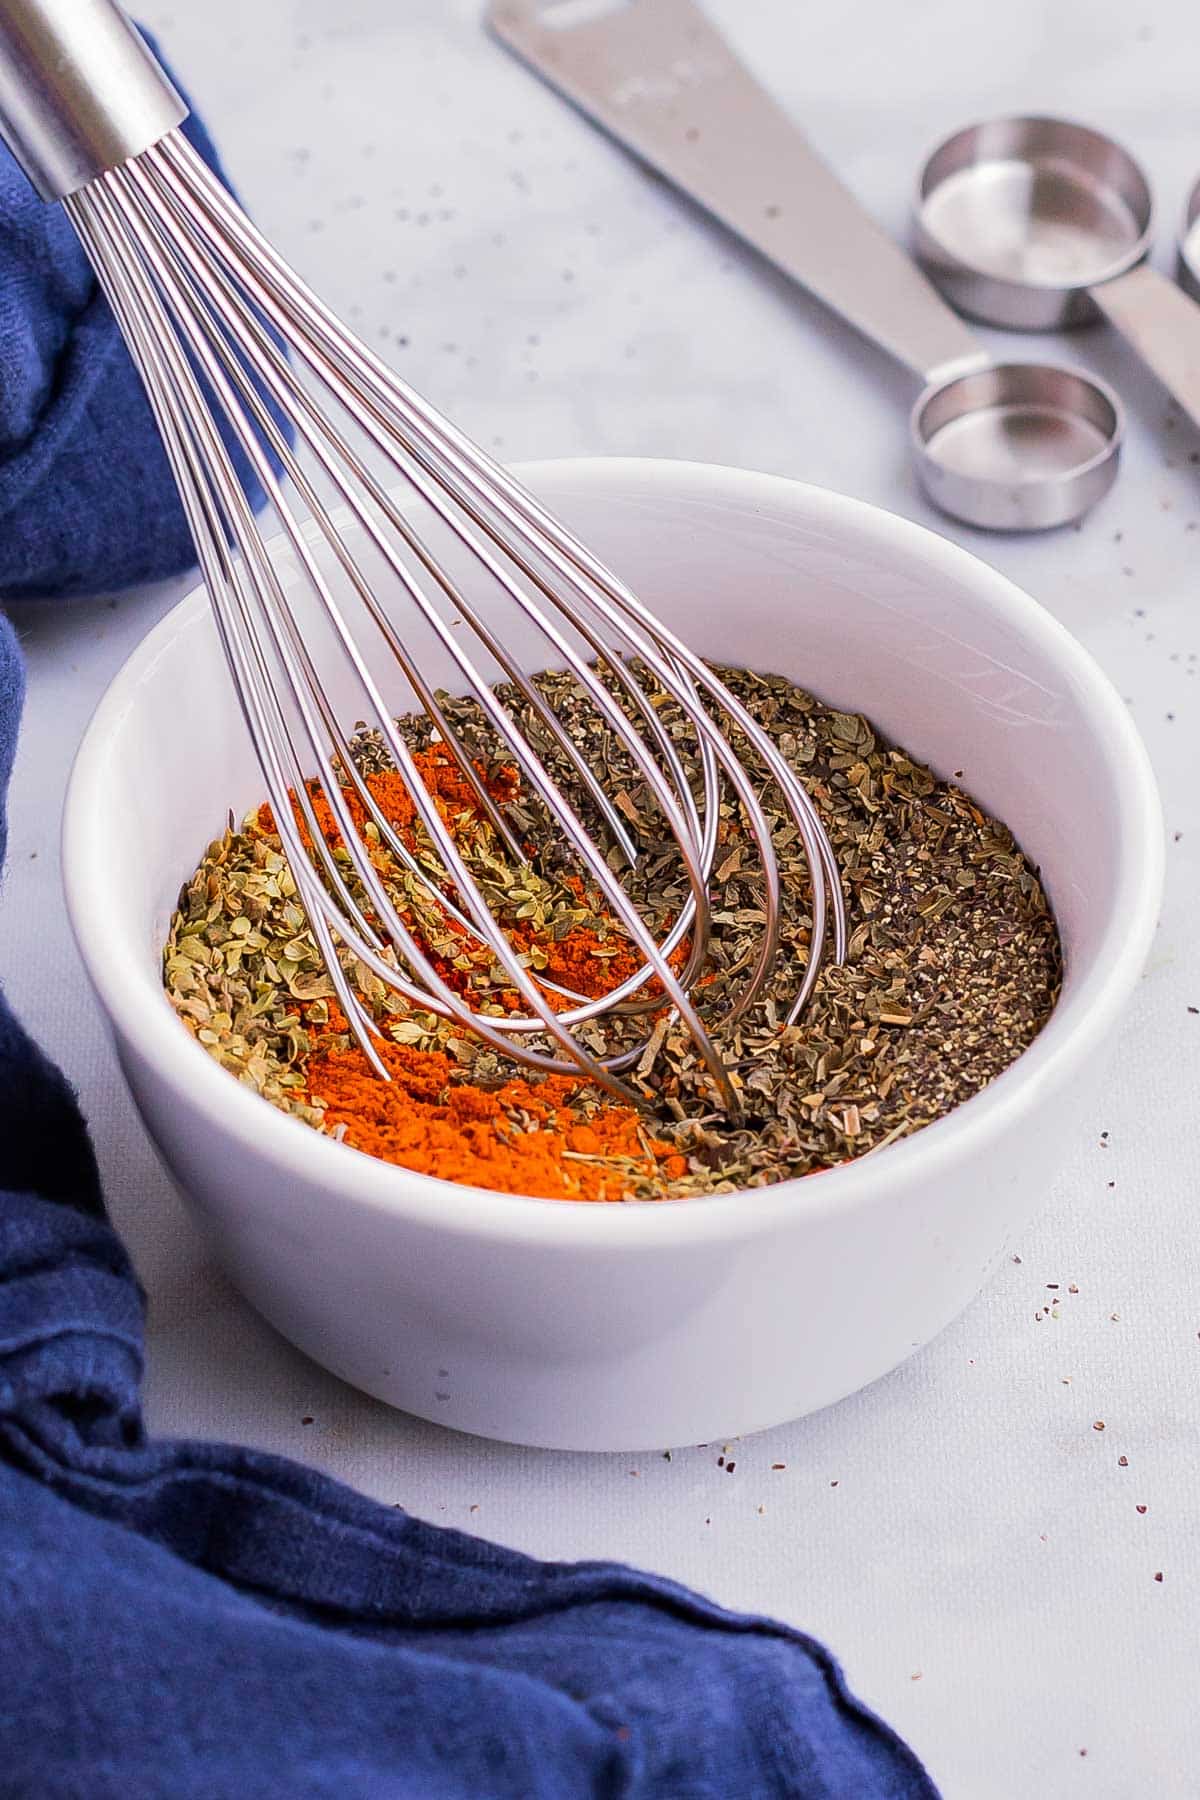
164, 666, 1061, 1201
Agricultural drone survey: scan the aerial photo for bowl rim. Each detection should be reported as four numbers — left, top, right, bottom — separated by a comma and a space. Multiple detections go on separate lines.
62, 456, 1164, 1248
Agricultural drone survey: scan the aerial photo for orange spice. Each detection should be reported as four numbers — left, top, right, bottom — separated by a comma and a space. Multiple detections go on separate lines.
274, 754, 685, 1199
303, 1007, 676, 1202
259, 745, 519, 853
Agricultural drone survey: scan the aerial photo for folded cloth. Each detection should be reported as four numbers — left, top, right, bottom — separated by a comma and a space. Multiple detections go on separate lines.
0, 38, 938, 1800
0, 33, 278, 601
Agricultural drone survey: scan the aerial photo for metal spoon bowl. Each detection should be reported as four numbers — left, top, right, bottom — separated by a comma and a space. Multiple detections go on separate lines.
912, 360, 1122, 531
916, 116, 1154, 329
916, 114, 1200, 433
1178, 177, 1200, 304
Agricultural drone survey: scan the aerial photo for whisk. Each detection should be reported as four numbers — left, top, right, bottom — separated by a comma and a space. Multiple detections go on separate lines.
0, 0, 845, 1107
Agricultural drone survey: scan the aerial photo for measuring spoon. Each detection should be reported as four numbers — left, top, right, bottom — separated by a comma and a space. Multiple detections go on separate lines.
916, 116, 1200, 430
487, 0, 1122, 531
1177, 178, 1200, 304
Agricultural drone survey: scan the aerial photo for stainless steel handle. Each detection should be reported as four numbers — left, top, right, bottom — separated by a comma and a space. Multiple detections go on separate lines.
0, 0, 185, 200
1092, 263, 1200, 432
489, 0, 986, 384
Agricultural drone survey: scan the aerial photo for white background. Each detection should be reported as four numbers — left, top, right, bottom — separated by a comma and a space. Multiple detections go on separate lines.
2, 2, 1198, 1794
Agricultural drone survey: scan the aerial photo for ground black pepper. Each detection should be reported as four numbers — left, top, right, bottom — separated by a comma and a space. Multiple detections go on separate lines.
166, 665, 1062, 1199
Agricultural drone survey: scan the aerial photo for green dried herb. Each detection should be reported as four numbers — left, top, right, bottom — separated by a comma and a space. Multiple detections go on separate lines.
163, 665, 1062, 1199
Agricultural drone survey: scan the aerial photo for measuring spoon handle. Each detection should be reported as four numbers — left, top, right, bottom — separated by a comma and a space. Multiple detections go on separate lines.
489, 0, 985, 385
1091, 264, 1200, 431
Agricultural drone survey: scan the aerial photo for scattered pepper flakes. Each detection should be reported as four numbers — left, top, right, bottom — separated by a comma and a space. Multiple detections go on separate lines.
1154, 1571, 1164, 1583
1119, 1455, 1129, 1468
1136, 1504, 1148, 1515
301, 1415, 314, 1426
772, 1462, 787, 1471
1093, 1420, 1106, 1432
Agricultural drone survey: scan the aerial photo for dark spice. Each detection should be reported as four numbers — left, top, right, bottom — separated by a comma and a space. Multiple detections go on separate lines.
165, 664, 1061, 1201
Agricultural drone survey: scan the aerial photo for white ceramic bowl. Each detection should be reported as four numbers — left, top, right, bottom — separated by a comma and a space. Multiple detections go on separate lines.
64, 460, 1163, 1451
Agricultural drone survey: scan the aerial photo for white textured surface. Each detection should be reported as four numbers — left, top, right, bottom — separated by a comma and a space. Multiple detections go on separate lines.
1, 2, 1198, 1793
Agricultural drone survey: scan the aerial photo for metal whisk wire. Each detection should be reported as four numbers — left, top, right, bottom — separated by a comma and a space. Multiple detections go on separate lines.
61, 126, 846, 1106
0, 0, 848, 1108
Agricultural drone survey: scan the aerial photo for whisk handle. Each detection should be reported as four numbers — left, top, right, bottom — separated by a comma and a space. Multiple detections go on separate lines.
0, 0, 185, 200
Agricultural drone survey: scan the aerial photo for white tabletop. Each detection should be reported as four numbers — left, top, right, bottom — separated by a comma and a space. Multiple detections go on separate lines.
2, 2, 1197, 1793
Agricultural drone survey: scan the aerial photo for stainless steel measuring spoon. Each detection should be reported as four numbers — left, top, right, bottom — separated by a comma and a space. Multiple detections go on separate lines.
487, 0, 1122, 532
1177, 179, 1200, 305
916, 116, 1200, 430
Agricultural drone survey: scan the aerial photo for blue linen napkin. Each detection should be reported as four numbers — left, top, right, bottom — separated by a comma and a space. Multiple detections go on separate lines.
0, 37, 939, 1800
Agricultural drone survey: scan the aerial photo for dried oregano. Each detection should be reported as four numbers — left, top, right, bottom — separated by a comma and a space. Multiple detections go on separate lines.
164, 665, 1061, 1199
